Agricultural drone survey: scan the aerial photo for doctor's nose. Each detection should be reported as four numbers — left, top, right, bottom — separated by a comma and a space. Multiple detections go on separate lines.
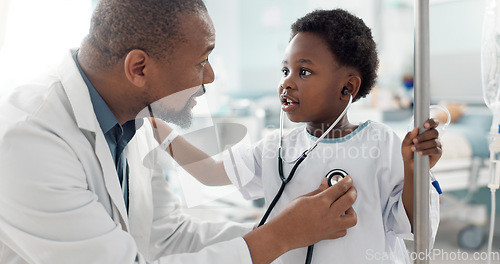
203, 61, 215, 85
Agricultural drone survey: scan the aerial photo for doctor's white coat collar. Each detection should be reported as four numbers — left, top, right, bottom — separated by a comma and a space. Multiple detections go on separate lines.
57, 49, 131, 230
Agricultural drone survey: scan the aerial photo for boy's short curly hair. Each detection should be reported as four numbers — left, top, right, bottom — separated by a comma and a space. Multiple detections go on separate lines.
85, 0, 207, 69
291, 9, 379, 101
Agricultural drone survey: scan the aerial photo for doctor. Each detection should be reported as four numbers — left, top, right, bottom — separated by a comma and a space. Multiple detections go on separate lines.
0, 0, 357, 263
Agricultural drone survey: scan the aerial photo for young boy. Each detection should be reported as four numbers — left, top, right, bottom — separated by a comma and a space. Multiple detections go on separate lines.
150, 9, 441, 264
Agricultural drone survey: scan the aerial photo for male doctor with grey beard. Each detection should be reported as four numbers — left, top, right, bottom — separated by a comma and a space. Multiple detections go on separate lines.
0, 0, 357, 263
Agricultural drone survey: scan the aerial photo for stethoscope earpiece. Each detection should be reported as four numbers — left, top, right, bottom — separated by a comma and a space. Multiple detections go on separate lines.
325, 169, 348, 187
342, 87, 349, 95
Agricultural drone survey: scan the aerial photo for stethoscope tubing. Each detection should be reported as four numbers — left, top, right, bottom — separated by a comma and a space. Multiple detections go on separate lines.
258, 94, 352, 263
279, 95, 353, 164
258, 151, 307, 227
257, 151, 315, 264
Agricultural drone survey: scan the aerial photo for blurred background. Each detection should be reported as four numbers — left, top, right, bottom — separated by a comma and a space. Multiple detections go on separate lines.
0, 0, 496, 262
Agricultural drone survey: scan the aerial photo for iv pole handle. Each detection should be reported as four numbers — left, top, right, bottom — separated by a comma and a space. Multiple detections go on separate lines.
414, 0, 431, 263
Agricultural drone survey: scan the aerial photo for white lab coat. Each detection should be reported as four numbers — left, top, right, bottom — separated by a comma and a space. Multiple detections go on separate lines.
0, 50, 253, 264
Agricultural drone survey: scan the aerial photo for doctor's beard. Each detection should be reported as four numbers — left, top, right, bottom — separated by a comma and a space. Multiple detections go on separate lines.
148, 86, 205, 129
152, 100, 193, 129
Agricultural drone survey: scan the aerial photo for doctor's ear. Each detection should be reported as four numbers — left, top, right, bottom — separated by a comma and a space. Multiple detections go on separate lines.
124, 49, 148, 88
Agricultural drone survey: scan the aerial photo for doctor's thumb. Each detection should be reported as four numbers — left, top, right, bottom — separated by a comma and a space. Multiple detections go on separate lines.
316, 175, 354, 203
302, 178, 329, 197
305, 176, 353, 198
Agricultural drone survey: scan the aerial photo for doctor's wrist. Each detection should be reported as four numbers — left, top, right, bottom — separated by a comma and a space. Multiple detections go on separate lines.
243, 223, 288, 264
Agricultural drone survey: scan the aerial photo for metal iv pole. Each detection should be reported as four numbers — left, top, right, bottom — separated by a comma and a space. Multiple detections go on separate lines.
414, 0, 431, 263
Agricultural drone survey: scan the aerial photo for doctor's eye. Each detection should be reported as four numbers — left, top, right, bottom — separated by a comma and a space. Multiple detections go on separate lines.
300, 68, 312, 77
200, 57, 209, 67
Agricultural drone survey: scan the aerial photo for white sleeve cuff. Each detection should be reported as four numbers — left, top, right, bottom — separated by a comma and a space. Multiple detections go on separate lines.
160, 130, 178, 150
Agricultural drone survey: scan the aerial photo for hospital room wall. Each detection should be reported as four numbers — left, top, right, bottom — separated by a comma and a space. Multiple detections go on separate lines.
0, 1, 10, 53
0, 0, 488, 108
203, 0, 486, 108
429, 0, 486, 104
0, 0, 92, 96
203, 0, 379, 100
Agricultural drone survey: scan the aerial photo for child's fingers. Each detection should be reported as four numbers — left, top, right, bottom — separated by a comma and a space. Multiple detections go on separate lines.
424, 118, 439, 129
412, 139, 442, 156
409, 118, 440, 144
403, 128, 419, 145
413, 139, 441, 150
412, 128, 439, 144
415, 147, 443, 157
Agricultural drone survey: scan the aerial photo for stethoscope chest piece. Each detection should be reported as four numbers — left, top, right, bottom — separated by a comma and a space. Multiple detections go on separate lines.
325, 169, 348, 187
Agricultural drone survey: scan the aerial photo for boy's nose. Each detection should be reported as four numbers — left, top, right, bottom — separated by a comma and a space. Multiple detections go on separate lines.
281, 75, 296, 89
281, 86, 288, 94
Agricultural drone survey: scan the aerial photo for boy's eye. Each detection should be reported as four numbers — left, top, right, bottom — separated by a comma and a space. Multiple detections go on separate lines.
300, 69, 311, 76
282, 68, 289, 76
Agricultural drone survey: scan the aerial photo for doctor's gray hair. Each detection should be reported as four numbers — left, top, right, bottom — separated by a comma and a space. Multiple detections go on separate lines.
83, 0, 207, 69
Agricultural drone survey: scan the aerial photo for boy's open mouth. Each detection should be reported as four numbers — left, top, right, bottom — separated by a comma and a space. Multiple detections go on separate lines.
280, 94, 299, 112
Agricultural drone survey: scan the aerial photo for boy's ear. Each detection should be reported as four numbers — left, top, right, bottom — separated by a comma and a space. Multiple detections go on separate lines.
124, 49, 148, 88
341, 75, 361, 100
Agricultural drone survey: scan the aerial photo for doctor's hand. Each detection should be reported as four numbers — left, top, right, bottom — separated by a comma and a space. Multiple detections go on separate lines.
286, 176, 357, 241
243, 176, 357, 264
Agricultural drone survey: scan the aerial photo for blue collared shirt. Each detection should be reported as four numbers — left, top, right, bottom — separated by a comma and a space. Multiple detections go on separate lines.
72, 51, 142, 209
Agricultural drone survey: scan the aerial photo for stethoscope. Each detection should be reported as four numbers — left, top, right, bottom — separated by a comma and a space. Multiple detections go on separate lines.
255, 93, 448, 263
257, 94, 353, 264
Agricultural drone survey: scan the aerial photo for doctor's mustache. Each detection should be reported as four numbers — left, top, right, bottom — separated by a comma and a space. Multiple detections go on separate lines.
193, 84, 206, 97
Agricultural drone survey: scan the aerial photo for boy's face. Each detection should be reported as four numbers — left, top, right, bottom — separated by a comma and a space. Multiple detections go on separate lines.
279, 32, 353, 125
